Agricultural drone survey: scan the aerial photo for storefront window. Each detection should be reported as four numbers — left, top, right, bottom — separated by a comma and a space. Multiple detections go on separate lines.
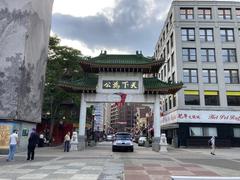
190, 127, 217, 137
190, 127, 202, 136
233, 128, 240, 137
203, 127, 217, 136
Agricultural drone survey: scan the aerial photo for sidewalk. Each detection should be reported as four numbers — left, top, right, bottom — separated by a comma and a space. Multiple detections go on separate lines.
0, 143, 239, 180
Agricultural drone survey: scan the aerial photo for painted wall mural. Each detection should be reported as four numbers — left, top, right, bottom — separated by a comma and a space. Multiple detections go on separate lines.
0, 124, 11, 149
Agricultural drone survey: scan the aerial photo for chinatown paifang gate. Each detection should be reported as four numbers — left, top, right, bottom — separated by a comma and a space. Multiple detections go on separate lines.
59, 51, 183, 152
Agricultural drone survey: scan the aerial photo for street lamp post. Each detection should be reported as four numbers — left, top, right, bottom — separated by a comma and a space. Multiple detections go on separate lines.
92, 112, 95, 141
145, 113, 150, 147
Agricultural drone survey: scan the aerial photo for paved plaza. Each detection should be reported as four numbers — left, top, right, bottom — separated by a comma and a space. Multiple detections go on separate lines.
0, 142, 240, 180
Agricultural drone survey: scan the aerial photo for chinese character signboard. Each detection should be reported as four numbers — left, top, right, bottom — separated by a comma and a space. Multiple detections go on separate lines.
161, 110, 240, 126
103, 80, 139, 89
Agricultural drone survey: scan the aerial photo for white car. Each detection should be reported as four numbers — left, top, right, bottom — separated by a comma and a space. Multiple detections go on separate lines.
138, 136, 147, 146
112, 132, 134, 152
106, 134, 114, 141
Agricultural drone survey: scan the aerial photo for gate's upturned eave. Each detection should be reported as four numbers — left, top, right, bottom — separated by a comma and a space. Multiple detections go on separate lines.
79, 52, 164, 73
143, 78, 183, 94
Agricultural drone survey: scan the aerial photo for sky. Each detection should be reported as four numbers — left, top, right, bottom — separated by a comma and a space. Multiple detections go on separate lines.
51, 0, 172, 57
51, 0, 239, 57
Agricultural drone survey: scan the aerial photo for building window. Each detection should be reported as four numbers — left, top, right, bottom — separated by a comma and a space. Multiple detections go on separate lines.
171, 52, 174, 67
163, 48, 166, 59
202, 69, 217, 83
204, 91, 220, 106
161, 70, 163, 80
165, 98, 168, 111
167, 41, 170, 54
226, 91, 240, 106
218, 8, 232, 19
166, 23, 169, 34
236, 8, 240, 19
190, 127, 217, 137
170, 33, 174, 48
180, 8, 194, 20
167, 59, 170, 72
170, 14, 173, 24
200, 28, 213, 42
201, 48, 215, 62
169, 96, 172, 109
184, 90, 200, 105
183, 69, 198, 83
172, 72, 175, 83
182, 48, 196, 62
224, 70, 239, 83
233, 128, 240, 137
173, 94, 176, 107
198, 8, 212, 19
220, 28, 234, 42
181, 28, 195, 41
222, 49, 237, 62
164, 66, 167, 77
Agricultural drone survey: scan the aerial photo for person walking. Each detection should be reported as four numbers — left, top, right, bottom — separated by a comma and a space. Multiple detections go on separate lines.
6, 130, 18, 161
208, 136, 216, 155
27, 128, 39, 160
64, 132, 71, 152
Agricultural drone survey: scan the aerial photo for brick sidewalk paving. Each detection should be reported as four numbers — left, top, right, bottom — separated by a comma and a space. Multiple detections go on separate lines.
125, 162, 219, 180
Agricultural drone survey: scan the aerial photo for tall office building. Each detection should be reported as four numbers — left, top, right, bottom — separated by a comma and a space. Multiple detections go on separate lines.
154, 0, 240, 147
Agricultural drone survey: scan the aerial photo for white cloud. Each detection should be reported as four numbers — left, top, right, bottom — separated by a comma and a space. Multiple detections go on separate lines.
59, 37, 130, 57
52, 0, 116, 17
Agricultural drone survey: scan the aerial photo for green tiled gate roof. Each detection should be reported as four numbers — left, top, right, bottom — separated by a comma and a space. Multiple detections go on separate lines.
79, 52, 163, 73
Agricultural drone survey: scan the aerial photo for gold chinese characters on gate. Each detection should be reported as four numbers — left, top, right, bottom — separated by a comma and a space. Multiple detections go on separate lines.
102, 80, 139, 89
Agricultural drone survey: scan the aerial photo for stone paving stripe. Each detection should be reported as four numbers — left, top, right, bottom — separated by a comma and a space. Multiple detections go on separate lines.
191, 171, 220, 176
145, 170, 171, 175
142, 163, 162, 167
61, 156, 113, 160
17, 173, 48, 179
169, 170, 195, 176
125, 174, 150, 180
121, 157, 172, 161
150, 175, 171, 180
18, 165, 42, 169
178, 159, 240, 171
124, 166, 145, 170
144, 166, 166, 170
40, 165, 63, 170
166, 167, 187, 171
70, 174, 99, 180
124, 170, 147, 174
53, 169, 79, 174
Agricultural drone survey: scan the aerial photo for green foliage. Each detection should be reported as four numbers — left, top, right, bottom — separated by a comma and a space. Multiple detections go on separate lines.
42, 36, 84, 124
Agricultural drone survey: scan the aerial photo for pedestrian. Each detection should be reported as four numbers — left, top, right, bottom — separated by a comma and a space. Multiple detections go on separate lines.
6, 129, 18, 161
208, 136, 216, 155
27, 128, 39, 160
64, 132, 71, 152
38, 133, 44, 147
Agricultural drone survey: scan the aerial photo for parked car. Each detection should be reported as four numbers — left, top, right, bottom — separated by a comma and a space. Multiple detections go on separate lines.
138, 136, 147, 146
106, 134, 114, 141
112, 132, 134, 152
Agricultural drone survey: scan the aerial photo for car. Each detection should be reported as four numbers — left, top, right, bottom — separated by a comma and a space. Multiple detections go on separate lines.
112, 132, 134, 152
138, 136, 147, 146
106, 134, 114, 141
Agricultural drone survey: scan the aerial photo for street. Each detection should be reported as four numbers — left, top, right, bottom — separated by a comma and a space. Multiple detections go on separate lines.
0, 142, 240, 180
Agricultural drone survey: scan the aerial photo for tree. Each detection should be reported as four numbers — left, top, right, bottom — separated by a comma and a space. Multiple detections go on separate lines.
42, 36, 85, 139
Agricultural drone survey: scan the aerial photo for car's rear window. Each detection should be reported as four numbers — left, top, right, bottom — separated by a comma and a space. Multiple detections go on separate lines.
115, 134, 131, 140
